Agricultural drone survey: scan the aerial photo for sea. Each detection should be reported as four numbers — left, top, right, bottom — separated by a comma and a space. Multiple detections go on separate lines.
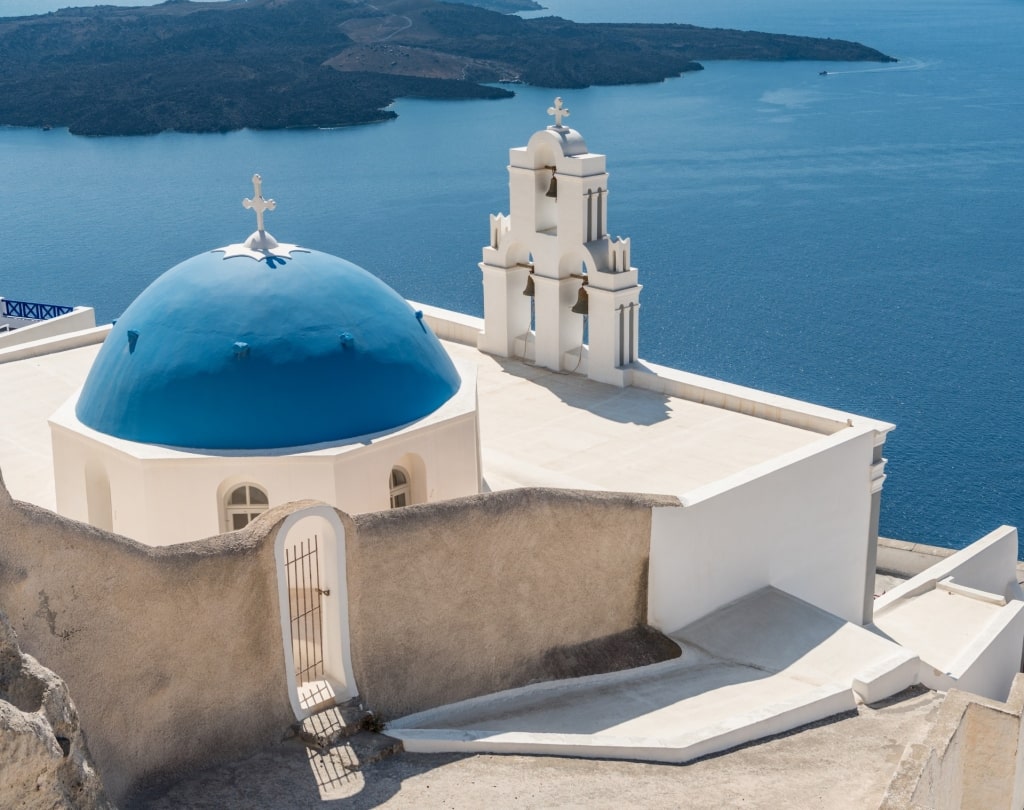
1, 0, 1022, 553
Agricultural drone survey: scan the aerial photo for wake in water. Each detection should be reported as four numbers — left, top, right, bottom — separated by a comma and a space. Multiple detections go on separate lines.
822, 57, 935, 75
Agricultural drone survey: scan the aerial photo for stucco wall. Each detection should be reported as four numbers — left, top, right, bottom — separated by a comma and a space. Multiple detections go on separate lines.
51, 395, 479, 546
348, 488, 678, 719
0, 308, 97, 351
875, 525, 1024, 612
0, 472, 297, 802
0, 474, 678, 800
948, 601, 1024, 702
874, 526, 1024, 703
648, 427, 877, 633
881, 674, 1024, 810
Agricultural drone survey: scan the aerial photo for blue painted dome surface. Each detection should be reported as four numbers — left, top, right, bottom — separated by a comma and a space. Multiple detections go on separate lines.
76, 248, 461, 450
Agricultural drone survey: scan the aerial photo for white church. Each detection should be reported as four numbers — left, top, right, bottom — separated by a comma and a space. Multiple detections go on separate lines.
1, 99, 1023, 806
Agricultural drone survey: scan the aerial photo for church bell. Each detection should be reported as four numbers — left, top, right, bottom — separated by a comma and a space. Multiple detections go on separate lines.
545, 174, 558, 198
570, 285, 589, 315
522, 274, 535, 297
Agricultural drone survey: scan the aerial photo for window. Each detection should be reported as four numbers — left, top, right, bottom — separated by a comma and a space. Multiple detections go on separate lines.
389, 467, 410, 509
225, 484, 269, 531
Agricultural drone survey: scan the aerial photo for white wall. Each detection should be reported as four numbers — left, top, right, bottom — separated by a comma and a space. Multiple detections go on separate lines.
648, 427, 877, 632
0, 307, 95, 348
874, 526, 1024, 703
951, 602, 1024, 702
875, 525, 1023, 610
51, 371, 481, 546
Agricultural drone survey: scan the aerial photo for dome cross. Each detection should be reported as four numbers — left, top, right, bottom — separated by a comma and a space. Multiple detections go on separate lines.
547, 97, 570, 128
243, 174, 276, 233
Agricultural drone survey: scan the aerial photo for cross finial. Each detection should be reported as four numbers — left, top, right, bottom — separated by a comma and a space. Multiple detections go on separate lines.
243, 174, 276, 233
547, 97, 570, 128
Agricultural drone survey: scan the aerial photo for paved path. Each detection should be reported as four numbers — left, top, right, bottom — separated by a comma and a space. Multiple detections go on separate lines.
130, 688, 941, 809
387, 588, 915, 764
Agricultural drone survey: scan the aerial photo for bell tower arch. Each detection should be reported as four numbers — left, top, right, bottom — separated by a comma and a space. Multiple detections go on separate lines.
478, 98, 641, 385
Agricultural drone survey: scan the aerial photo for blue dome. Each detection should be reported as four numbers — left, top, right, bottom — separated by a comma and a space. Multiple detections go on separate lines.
76, 247, 461, 450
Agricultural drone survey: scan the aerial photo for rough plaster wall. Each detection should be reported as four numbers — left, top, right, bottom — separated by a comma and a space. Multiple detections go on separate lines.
882, 677, 1024, 810
0, 470, 679, 800
349, 488, 679, 719
961, 700, 1019, 810
0, 472, 297, 804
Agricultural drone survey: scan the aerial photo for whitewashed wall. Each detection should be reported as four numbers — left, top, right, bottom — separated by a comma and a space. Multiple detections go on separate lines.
51, 371, 480, 546
648, 426, 877, 632
0, 307, 95, 348
874, 526, 1024, 702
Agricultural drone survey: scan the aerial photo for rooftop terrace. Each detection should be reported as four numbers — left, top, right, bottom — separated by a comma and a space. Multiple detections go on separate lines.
0, 325, 861, 512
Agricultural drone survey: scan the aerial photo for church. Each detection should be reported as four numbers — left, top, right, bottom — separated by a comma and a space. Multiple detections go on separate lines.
1, 99, 1023, 806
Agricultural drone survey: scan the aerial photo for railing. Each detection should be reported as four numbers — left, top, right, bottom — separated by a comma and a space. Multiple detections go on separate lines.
1, 298, 74, 321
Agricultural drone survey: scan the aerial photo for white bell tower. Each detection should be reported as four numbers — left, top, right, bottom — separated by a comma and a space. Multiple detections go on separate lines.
478, 98, 641, 386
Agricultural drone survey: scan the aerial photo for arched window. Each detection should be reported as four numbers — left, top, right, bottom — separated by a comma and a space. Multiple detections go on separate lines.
389, 467, 410, 509
225, 483, 269, 531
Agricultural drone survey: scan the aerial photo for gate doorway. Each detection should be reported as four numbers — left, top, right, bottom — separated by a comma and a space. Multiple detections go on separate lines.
274, 506, 356, 719
285, 534, 328, 689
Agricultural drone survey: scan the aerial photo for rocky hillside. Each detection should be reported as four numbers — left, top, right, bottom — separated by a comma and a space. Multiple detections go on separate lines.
0, 0, 895, 135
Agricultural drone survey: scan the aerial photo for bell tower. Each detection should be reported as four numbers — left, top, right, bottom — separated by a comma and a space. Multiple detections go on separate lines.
478, 98, 641, 386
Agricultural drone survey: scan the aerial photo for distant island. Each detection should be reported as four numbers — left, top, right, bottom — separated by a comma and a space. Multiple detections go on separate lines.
0, 0, 895, 136
456, 0, 544, 11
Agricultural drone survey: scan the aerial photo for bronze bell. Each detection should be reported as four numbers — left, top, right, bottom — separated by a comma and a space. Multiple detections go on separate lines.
570, 285, 589, 315
545, 174, 558, 198
522, 274, 535, 297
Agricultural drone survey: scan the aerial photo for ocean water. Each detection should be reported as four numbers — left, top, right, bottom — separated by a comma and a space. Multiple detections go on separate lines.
1, 0, 1022, 552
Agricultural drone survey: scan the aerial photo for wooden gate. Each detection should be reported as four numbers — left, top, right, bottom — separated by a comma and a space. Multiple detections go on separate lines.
284, 534, 329, 686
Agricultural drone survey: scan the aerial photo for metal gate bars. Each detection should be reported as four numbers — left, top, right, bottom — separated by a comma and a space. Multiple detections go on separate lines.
284, 534, 329, 685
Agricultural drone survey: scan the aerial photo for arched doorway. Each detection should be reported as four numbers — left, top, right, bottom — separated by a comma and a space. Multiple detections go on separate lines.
273, 505, 356, 719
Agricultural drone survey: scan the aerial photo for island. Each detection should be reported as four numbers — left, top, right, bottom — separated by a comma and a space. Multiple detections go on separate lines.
0, 0, 895, 136
455, 0, 544, 11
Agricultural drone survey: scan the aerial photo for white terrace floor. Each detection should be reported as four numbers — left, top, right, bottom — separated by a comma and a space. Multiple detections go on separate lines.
442, 341, 824, 497
0, 337, 824, 511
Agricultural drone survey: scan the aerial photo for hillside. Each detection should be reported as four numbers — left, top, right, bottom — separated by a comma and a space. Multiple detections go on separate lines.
0, 0, 895, 135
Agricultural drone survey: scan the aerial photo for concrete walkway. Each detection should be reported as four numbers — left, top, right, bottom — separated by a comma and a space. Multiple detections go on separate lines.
130, 688, 942, 809
387, 588, 918, 764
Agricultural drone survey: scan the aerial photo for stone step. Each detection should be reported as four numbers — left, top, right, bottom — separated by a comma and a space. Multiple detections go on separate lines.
340, 731, 404, 768
288, 724, 403, 763
286, 696, 390, 752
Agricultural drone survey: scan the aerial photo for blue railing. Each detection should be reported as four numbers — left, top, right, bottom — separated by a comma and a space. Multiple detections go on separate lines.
2, 299, 74, 321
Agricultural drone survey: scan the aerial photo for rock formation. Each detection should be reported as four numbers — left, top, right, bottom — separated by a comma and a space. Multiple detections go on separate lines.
0, 610, 113, 810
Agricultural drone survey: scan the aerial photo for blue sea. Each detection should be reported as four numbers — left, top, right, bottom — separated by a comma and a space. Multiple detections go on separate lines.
2, 0, 1022, 553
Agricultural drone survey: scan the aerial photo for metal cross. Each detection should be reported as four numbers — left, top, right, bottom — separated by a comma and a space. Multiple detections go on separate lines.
547, 97, 570, 128
243, 174, 276, 233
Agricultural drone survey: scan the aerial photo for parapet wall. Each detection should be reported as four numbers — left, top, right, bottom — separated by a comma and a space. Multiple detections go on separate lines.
0, 471, 677, 802
349, 487, 677, 718
880, 673, 1024, 810
0, 307, 97, 352
0, 473, 296, 802
0, 321, 107, 364
415, 302, 894, 439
